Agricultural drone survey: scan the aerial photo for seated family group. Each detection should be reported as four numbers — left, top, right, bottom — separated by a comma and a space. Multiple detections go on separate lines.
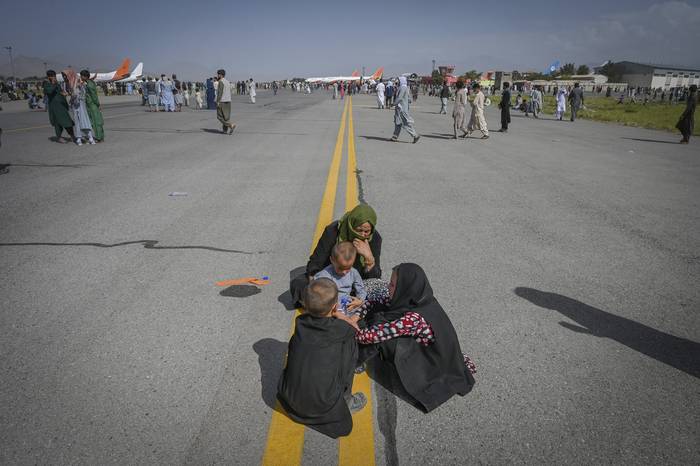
279, 204, 476, 438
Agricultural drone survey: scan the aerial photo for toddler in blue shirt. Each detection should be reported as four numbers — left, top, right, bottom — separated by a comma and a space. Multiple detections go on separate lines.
313, 241, 366, 315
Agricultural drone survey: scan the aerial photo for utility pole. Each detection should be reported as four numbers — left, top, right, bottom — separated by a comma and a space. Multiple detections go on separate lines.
4, 46, 15, 82
432, 59, 436, 73
362, 66, 365, 77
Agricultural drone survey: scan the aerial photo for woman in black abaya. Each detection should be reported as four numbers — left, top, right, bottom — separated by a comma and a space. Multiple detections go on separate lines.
355, 263, 476, 413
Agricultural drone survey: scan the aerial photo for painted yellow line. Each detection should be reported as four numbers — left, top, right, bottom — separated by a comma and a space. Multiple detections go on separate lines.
344, 98, 359, 212
338, 97, 376, 466
3, 111, 146, 133
261, 98, 350, 466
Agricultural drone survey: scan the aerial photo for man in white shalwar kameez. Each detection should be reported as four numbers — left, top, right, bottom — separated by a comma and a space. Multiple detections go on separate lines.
467, 83, 489, 139
249, 78, 256, 104
555, 88, 567, 120
376, 81, 385, 109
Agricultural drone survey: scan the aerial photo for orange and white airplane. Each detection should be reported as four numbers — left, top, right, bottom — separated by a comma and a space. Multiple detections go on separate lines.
306, 67, 384, 84
115, 62, 144, 83
56, 58, 132, 83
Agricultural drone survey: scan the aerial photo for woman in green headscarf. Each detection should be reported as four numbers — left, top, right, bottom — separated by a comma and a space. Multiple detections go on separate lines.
290, 204, 382, 305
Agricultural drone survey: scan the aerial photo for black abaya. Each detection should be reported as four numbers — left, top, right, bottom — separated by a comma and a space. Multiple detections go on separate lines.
277, 314, 358, 438
366, 263, 475, 412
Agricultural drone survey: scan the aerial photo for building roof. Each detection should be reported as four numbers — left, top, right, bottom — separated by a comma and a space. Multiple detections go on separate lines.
616, 61, 700, 73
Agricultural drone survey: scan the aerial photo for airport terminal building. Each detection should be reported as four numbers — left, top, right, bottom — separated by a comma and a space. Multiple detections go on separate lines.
601, 61, 700, 89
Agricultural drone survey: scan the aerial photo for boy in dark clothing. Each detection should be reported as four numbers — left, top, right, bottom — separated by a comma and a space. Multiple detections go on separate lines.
277, 278, 366, 438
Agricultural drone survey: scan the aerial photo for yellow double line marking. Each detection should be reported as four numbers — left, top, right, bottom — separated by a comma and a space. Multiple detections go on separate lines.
261, 97, 376, 466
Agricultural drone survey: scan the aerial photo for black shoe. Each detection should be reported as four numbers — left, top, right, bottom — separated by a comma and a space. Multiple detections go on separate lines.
413, 135, 421, 144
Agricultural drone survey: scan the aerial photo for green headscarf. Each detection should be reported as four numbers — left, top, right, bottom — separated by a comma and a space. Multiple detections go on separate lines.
337, 204, 377, 244
337, 204, 377, 268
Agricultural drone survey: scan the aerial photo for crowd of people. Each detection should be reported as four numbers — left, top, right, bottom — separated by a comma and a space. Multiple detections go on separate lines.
282, 204, 476, 437
1, 69, 696, 147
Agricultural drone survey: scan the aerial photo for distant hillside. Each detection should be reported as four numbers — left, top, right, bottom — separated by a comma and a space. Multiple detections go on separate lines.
0, 55, 68, 79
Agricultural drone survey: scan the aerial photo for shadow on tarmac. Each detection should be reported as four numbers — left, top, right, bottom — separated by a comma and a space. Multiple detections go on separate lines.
421, 133, 456, 140
277, 290, 297, 310
220, 285, 261, 298
0, 162, 88, 168
359, 135, 408, 143
278, 266, 307, 311
368, 359, 401, 466
252, 338, 288, 412
514, 287, 700, 378
0, 240, 264, 254
110, 127, 202, 134
621, 137, 679, 145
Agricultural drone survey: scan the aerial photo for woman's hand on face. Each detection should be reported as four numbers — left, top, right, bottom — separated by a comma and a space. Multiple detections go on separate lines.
352, 239, 372, 260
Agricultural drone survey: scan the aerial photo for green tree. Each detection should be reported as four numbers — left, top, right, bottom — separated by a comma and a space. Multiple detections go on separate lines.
512, 70, 522, 81
462, 69, 481, 82
576, 64, 590, 75
560, 63, 576, 75
431, 69, 443, 86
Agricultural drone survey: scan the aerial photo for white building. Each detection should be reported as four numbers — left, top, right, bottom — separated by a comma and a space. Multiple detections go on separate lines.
599, 61, 700, 89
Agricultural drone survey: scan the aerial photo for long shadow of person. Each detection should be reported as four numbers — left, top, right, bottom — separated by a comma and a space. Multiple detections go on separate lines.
368, 359, 402, 466
252, 338, 289, 411
514, 287, 700, 378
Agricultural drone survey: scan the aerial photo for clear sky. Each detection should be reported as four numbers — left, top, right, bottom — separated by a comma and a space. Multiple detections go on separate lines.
1, 0, 699, 81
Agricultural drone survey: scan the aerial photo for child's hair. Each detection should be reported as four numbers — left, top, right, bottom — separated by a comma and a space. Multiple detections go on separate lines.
304, 278, 338, 317
331, 241, 356, 262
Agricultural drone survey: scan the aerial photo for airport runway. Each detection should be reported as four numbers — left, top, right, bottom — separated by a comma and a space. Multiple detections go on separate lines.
1, 90, 698, 465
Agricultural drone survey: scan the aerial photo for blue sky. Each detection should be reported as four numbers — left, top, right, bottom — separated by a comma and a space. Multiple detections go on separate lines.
1, 0, 699, 80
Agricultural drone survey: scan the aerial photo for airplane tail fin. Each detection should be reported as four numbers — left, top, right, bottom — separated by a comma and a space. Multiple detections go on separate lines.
132, 62, 143, 78
371, 67, 384, 80
351, 70, 360, 77
114, 58, 131, 80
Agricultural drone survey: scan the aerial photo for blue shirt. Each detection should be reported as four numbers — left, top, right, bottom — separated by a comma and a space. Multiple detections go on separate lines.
314, 265, 367, 303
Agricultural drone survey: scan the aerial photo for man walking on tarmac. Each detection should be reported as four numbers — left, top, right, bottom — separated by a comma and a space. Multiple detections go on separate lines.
216, 69, 235, 135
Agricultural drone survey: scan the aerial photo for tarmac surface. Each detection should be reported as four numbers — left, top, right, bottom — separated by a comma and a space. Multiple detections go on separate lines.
1, 90, 698, 465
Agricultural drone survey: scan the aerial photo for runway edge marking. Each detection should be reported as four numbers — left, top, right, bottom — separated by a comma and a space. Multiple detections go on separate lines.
338, 97, 377, 466
260, 97, 350, 466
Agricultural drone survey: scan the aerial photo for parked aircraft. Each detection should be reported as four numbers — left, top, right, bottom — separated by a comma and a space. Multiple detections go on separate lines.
305, 67, 384, 84
56, 59, 132, 83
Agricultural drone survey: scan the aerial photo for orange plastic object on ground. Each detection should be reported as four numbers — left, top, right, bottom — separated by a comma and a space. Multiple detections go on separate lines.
216, 277, 270, 287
